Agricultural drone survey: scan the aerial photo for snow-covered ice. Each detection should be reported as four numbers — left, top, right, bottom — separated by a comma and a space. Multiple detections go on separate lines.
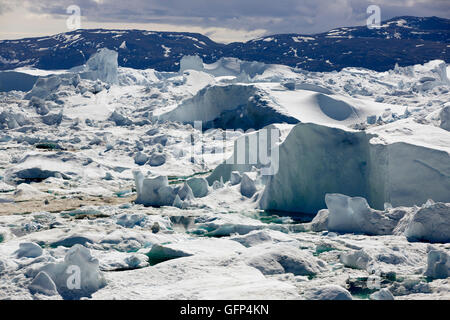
0, 51, 449, 300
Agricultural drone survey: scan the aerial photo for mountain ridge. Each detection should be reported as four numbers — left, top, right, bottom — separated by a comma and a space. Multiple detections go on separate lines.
0, 15, 448, 72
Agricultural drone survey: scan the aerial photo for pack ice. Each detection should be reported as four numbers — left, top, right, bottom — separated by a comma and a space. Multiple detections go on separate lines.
0, 49, 449, 300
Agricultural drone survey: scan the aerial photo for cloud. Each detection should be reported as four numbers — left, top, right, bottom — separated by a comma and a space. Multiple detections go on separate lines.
0, 0, 449, 41
0, 0, 16, 14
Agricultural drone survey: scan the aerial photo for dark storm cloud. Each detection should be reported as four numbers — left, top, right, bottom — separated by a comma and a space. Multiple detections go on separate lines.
2, 0, 450, 36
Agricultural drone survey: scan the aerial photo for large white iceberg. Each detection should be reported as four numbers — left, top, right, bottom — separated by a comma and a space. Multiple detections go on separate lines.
259, 119, 450, 213
158, 79, 403, 131
77, 48, 118, 84
24, 48, 118, 101
159, 84, 299, 130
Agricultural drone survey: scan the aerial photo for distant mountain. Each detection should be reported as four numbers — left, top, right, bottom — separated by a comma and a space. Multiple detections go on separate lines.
0, 16, 448, 72
229, 16, 450, 72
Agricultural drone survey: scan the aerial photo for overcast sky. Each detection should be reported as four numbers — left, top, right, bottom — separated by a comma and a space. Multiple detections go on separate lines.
0, 0, 449, 43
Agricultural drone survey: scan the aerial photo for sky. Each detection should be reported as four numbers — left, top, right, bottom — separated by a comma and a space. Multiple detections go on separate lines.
0, 0, 449, 43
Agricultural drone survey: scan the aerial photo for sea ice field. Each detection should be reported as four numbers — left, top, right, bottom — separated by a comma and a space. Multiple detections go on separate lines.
0, 49, 449, 300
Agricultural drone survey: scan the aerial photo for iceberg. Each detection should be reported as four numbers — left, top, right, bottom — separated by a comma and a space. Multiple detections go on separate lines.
29, 271, 58, 296
369, 288, 395, 300
177, 182, 194, 201
259, 120, 450, 213
243, 244, 326, 277
424, 249, 449, 279
29, 97, 49, 115
24, 73, 80, 100
230, 171, 242, 185
404, 202, 450, 243
134, 152, 148, 166
37, 245, 106, 299
133, 171, 176, 207
77, 48, 118, 84
24, 48, 118, 102
179, 55, 204, 73
207, 123, 289, 184
15, 242, 43, 258
440, 106, 450, 131
159, 84, 299, 130
186, 177, 209, 198
0, 110, 29, 129
0, 71, 38, 92
324, 194, 404, 235
179, 55, 267, 78
308, 193, 449, 243
240, 172, 257, 198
